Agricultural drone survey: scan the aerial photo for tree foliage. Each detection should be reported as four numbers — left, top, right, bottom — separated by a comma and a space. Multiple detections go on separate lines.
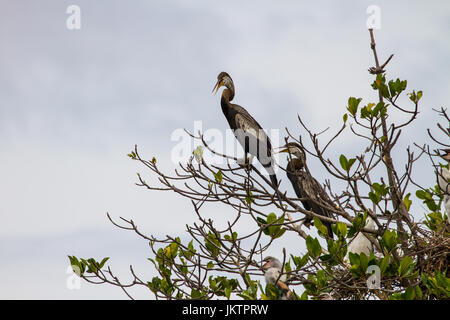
69, 30, 450, 300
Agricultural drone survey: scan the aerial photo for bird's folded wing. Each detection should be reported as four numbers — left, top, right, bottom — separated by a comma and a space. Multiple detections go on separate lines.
277, 279, 290, 291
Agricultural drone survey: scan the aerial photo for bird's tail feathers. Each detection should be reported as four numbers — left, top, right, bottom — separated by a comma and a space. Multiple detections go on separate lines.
269, 174, 283, 207
325, 222, 334, 239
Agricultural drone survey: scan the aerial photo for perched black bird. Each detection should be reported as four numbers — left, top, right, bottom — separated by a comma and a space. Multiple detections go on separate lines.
279, 142, 335, 238
213, 72, 280, 200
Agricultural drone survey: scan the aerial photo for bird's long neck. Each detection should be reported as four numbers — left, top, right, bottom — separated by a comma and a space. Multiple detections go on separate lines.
288, 157, 305, 172
222, 88, 234, 102
220, 88, 235, 116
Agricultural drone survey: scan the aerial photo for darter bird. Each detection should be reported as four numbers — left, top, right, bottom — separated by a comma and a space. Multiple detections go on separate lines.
212, 72, 281, 201
279, 142, 335, 238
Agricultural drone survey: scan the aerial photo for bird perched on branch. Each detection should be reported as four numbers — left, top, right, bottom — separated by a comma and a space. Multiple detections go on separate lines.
279, 142, 335, 238
213, 72, 281, 200
437, 148, 450, 223
262, 256, 292, 300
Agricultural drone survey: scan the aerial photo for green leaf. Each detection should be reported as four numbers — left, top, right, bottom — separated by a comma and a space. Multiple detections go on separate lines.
264, 213, 287, 239
306, 236, 322, 258
257, 217, 267, 225
381, 229, 398, 251
359, 253, 369, 272
98, 257, 110, 269
371, 101, 385, 117
204, 232, 221, 258
313, 217, 329, 237
348, 252, 360, 267
416, 189, 439, 212
336, 222, 348, 238
403, 193, 412, 212
291, 253, 309, 269
351, 213, 365, 231
68, 256, 84, 276
347, 158, 356, 170
350, 264, 362, 277
372, 182, 388, 196
339, 155, 356, 172
148, 277, 161, 293
380, 255, 390, 275
225, 287, 232, 299
398, 256, 413, 277
388, 79, 397, 97
285, 261, 292, 273
404, 286, 416, 300
192, 146, 203, 162
214, 170, 223, 184
316, 270, 326, 288
339, 154, 348, 171
388, 78, 407, 97
266, 213, 277, 224
272, 228, 287, 239
415, 285, 423, 299
343, 113, 348, 123
415, 189, 428, 199
238, 285, 258, 300
360, 106, 371, 119
265, 283, 280, 300
372, 74, 389, 98
245, 191, 253, 204
347, 97, 362, 116
368, 191, 380, 204
183, 240, 196, 259
191, 289, 202, 299
416, 90, 423, 101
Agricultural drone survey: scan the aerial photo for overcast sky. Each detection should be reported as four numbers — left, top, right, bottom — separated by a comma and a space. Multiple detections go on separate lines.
0, 0, 449, 299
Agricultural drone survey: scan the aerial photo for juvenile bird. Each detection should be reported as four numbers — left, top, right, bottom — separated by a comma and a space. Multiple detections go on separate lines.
262, 256, 292, 300
279, 142, 335, 238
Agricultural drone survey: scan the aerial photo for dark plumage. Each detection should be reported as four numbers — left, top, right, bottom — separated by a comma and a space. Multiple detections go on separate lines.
213, 72, 280, 200
280, 142, 335, 238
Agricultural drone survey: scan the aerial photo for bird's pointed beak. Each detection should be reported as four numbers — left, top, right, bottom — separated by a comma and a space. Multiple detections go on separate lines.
438, 149, 450, 160
277, 146, 289, 154
262, 261, 270, 270
212, 80, 223, 95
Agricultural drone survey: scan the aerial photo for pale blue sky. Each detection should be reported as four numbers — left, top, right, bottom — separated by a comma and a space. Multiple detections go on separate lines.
0, 0, 449, 299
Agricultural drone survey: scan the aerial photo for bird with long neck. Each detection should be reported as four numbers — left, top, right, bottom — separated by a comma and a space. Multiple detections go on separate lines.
212, 72, 281, 201
279, 142, 335, 238
437, 149, 450, 223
